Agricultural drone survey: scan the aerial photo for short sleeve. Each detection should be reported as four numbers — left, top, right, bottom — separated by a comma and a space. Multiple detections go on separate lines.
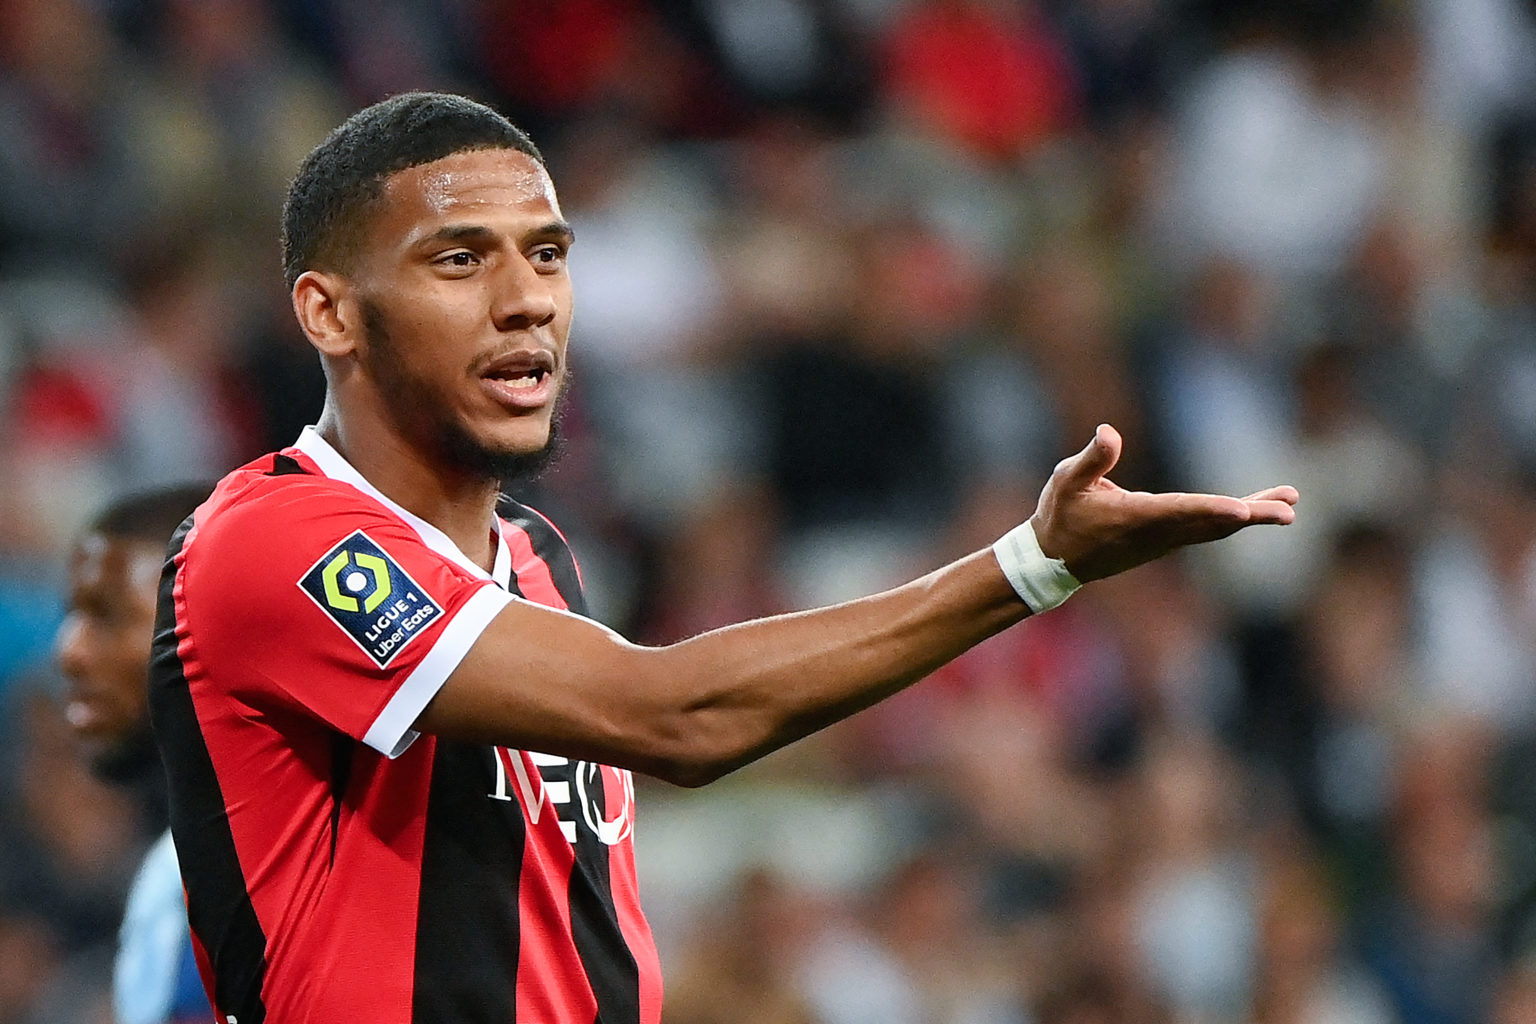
178, 476, 512, 757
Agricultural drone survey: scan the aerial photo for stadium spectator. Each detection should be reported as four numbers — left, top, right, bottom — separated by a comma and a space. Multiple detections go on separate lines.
56, 486, 213, 1024
877, 0, 1079, 161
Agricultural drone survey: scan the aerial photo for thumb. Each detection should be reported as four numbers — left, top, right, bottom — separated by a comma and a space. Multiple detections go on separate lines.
1055, 423, 1122, 491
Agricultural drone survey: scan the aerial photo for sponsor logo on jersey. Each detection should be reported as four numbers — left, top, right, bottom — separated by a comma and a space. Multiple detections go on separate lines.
490, 748, 635, 846
297, 531, 442, 667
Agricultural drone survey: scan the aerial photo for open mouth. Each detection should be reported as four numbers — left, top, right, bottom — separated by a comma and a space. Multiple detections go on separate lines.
480, 349, 557, 407
64, 692, 109, 733
486, 365, 548, 390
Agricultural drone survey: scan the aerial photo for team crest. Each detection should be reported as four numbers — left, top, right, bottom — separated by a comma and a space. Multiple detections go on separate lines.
297, 531, 442, 667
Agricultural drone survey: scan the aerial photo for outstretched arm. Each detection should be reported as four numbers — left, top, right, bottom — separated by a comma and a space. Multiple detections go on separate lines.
416, 425, 1297, 786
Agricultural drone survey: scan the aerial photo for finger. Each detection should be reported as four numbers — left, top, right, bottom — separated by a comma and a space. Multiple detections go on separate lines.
1056, 423, 1123, 492
1242, 498, 1297, 525
1158, 492, 1296, 529
1240, 485, 1300, 506
1159, 492, 1253, 522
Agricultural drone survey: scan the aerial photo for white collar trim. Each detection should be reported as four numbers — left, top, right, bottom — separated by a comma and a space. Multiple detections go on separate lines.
293, 426, 511, 587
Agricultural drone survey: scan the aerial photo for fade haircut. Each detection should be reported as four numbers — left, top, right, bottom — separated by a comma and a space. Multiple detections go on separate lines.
281, 92, 543, 289
86, 483, 213, 548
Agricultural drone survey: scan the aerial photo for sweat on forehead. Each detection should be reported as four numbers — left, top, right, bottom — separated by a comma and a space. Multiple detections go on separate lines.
395, 150, 557, 215
281, 92, 544, 288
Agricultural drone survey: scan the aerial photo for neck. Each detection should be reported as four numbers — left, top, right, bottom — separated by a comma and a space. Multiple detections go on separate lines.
316, 406, 502, 572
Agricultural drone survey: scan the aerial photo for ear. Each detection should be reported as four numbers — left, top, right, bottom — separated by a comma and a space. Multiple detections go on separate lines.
292, 270, 359, 358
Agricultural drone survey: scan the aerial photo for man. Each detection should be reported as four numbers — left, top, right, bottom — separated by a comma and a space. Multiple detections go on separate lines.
148, 92, 1298, 1024
56, 486, 213, 1024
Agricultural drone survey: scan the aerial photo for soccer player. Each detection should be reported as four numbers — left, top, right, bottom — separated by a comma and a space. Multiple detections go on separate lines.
56, 486, 213, 1024
148, 92, 1298, 1024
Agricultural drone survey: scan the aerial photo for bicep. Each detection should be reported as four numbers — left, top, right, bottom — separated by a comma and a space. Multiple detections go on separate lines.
414, 598, 682, 772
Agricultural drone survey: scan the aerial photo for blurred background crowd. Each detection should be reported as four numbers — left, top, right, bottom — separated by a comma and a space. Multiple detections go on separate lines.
2, 0, 1536, 1021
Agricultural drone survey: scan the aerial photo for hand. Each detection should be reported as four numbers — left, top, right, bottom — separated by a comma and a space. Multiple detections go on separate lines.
1031, 424, 1298, 583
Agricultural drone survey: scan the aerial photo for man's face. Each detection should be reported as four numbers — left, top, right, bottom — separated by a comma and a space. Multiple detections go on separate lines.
55, 533, 161, 778
346, 148, 575, 478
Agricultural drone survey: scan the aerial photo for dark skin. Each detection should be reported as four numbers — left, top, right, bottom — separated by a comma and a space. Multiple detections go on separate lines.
292, 147, 1298, 788
296, 149, 574, 564
56, 533, 163, 777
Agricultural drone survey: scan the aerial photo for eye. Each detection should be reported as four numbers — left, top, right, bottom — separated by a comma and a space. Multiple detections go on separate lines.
77, 598, 124, 627
433, 250, 481, 274
530, 245, 568, 271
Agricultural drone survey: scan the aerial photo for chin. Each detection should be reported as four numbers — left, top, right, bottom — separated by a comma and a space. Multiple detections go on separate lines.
88, 723, 161, 783
445, 417, 562, 484
494, 421, 555, 457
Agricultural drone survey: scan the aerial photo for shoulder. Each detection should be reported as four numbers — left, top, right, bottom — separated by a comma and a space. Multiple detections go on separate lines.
172, 451, 461, 635
177, 450, 442, 595
185, 451, 404, 555
498, 497, 575, 556
115, 831, 190, 1024
126, 831, 182, 905
498, 497, 587, 613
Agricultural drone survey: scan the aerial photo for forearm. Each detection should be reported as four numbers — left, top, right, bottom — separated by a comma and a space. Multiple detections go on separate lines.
645, 548, 1029, 782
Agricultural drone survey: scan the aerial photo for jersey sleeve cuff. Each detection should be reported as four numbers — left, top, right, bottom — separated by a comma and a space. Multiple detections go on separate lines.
362, 584, 514, 757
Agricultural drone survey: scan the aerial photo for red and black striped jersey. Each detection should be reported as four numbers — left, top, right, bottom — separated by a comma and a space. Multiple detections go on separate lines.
148, 427, 663, 1024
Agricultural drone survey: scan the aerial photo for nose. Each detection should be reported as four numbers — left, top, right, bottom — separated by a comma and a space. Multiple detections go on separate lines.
491, 254, 560, 332
55, 613, 91, 681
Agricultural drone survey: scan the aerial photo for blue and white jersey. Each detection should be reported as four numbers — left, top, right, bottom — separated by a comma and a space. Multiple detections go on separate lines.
115, 830, 209, 1024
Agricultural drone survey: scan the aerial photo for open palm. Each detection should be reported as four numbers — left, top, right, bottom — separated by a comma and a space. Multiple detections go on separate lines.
1032, 424, 1299, 583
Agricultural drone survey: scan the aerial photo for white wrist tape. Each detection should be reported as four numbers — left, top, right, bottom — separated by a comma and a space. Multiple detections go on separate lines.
992, 520, 1081, 614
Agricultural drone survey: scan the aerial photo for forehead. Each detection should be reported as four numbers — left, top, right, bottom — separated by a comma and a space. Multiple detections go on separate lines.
70, 534, 163, 596
373, 148, 561, 238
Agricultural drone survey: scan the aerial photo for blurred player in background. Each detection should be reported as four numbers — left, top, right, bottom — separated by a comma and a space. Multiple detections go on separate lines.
150, 92, 1297, 1023
57, 486, 212, 1024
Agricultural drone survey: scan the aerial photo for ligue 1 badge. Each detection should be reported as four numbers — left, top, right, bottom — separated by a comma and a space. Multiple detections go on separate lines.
298, 531, 443, 667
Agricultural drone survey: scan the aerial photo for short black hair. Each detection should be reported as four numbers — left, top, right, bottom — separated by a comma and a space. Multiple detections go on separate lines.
281, 92, 544, 289
86, 484, 213, 547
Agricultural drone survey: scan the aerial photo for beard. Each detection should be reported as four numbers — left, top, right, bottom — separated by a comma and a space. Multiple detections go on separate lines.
90, 715, 161, 785
359, 297, 566, 486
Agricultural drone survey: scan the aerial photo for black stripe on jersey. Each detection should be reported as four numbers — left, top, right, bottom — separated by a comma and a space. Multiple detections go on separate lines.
568, 771, 641, 1024
496, 507, 640, 1023
147, 516, 269, 1022
501, 500, 587, 616
327, 733, 353, 869
411, 741, 523, 1023
266, 454, 308, 476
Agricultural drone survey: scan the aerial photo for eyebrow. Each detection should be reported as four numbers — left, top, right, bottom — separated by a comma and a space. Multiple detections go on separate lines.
534, 220, 576, 245
420, 221, 576, 247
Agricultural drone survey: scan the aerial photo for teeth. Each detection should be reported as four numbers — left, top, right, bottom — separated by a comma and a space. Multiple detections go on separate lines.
486, 362, 548, 390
